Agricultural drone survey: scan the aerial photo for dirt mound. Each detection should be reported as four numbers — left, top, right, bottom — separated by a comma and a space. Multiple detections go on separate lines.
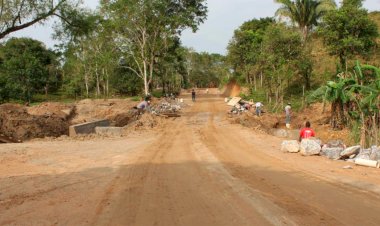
0, 104, 70, 141
222, 80, 241, 97
233, 113, 281, 133
135, 114, 165, 130
111, 111, 139, 127
72, 99, 136, 124
27, 102, 75, 119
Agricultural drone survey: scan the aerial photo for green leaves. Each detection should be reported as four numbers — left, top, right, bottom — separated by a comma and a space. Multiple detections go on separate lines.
274, 0, 336, 40
319, 2, 378, 69
0, 38, 58, 103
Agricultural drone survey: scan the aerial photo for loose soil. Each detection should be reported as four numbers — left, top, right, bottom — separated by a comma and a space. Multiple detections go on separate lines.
1, 94, 380, 225
0, 99, 140, 142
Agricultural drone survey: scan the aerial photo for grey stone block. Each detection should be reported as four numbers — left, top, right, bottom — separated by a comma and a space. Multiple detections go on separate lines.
69, 119, 110, 137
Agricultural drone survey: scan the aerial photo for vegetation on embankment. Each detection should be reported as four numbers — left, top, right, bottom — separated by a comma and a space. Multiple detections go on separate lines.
226, 0, 379, 146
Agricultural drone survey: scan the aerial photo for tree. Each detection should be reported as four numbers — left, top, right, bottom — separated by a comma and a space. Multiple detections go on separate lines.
0, 38, 58, 103
105, 0, 207, 95
0, 0, 82, 40
185, 50, 228, 89
319, 0, 378, 71
275, 0, 336, 41
227, 18, 274, 88
259, 24, 304, 104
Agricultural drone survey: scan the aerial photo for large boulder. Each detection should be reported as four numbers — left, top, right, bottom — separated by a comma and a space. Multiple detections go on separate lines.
355, 149, 371, 160
321, 146, 343, 160
326, 140, 345, 148
300, 139, 321, 156
340, 145, 361, 159
281, 140, 300, 153
370, 146, 380, 161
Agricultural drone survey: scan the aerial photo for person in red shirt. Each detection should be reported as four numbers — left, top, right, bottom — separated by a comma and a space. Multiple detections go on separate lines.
299, 121, 315, 141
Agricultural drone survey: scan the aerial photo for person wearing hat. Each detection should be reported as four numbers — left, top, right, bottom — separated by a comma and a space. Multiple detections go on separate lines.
285, 103, 292, 128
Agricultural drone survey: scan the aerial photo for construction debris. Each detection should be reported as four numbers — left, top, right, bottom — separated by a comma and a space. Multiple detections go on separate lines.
227, 97, 242, 106
355, 159, 380, 168
340, 145, 361, 159
149, 99, 184, 115
282, 138, 380, 169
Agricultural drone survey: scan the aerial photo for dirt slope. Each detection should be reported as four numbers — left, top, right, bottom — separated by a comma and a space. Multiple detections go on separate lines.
1, 95, 380, 225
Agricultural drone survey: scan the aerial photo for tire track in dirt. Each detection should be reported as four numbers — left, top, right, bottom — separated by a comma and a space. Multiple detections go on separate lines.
196, 96, 380, 226
93, 100, 274, 226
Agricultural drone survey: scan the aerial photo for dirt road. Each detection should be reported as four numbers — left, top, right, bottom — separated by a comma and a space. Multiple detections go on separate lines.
1, 95, 380, 225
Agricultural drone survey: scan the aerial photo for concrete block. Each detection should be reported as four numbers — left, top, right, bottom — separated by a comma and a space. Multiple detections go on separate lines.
69, 119, 110, 137
95, 127, 124, 136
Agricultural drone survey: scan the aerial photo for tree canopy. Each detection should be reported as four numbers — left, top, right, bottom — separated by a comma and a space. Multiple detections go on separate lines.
275, 0, 336, 41
319, 0, 378, 70
0, 0, 83, 40
0, 38, 58, 103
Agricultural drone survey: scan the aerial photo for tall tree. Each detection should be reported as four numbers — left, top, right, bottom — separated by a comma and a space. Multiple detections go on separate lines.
227, 18, 274, 87
104, 0, 207, 95
274, 0, 336, 41
318, 0, 378, 71
259, 23, 303, 103
0, 0, 82, 40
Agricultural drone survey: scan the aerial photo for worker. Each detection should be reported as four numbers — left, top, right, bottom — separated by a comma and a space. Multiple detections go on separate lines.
299, 121, 316, 142
191, 89, 196, 102
136, 100, 150, 114
285, 103, 292, 128
255, 102, 263, 116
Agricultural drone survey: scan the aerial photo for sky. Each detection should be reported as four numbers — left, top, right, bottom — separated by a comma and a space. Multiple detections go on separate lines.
10, 0, 380, 55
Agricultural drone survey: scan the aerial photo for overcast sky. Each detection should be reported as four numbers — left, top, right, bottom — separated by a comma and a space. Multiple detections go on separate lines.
11, 0, 380, 55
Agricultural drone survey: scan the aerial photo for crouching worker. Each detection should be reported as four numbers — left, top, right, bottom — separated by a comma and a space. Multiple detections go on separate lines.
299, 121, 315, 142
134, 100, 150, 114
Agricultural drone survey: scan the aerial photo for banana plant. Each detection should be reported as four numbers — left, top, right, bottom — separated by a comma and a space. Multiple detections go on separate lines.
308, 61, 380, 146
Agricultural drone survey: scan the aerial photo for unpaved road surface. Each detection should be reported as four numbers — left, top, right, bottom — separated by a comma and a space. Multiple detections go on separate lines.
1, 95, 380, 226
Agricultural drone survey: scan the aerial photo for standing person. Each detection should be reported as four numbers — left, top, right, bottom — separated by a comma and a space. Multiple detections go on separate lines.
191, 89, 196, 102
299, 121, 316, 141
255, 102, 263, 116
285, 103, 292, 128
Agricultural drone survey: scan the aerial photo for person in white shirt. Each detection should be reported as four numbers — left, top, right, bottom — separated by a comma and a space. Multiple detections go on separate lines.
255, 102, 263, 116
136, 100, 150, 114
285, 103, 292, 128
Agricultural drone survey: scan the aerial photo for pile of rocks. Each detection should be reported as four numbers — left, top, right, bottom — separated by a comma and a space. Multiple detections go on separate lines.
149, 100, 185, 115
281, 139, 380, 168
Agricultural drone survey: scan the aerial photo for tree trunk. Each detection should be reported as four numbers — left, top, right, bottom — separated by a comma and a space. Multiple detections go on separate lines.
360, 112, 366, 147
84, 69, 89, 97
106, 69, 109, 99
339, 54, 347, 72
331, 101, 345, 129
95, 63, 100, 97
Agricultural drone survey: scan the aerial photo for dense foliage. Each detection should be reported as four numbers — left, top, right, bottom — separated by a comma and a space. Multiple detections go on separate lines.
0, 38, 59, 103
319, 0, 378, 70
